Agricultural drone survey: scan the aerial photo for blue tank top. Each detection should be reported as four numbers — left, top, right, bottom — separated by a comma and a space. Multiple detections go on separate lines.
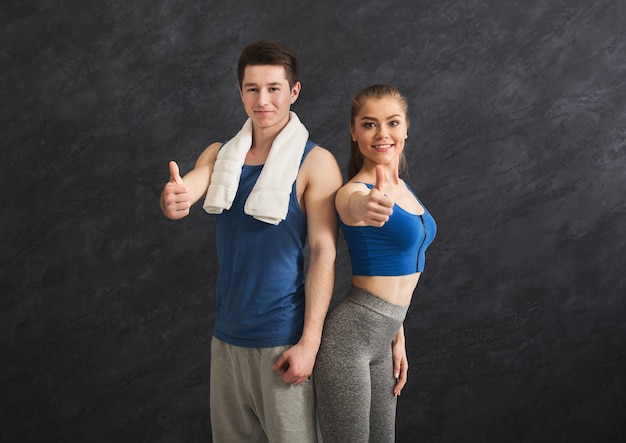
212, 141, 316, 347
340, 183, 436, 276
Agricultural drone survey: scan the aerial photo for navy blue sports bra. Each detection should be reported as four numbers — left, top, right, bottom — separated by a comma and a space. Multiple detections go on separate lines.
339, 183, 436, 276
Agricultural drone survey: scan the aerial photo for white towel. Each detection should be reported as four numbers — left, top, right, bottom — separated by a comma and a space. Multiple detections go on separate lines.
202, 119, 252, 214
203, 111, 309, 225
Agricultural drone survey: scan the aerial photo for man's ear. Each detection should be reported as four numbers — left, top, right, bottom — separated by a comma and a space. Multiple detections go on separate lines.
290, 82, 301, 104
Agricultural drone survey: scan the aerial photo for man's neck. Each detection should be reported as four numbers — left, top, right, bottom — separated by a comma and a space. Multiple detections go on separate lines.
245, 128, 281, 165
249, 116, 291, 155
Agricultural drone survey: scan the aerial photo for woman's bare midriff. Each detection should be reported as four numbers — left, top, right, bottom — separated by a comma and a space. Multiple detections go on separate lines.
351, 273, 421, 307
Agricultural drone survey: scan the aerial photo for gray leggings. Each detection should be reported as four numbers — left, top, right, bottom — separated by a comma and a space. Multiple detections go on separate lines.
314, 286, 409, 443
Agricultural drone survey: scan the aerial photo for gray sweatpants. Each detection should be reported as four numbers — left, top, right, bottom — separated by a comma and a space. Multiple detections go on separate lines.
314, 286, 409, 442
210, 337, 317, 443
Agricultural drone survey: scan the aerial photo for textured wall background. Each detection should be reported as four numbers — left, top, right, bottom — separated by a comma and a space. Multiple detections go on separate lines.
2, 0, 625, 441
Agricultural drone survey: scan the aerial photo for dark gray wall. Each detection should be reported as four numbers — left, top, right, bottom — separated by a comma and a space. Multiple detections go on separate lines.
2, 0, 625, 442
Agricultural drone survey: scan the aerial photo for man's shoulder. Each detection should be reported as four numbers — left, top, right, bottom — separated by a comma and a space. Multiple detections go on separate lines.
301, 144, 339, 170
195, 142, 222, 167
298, 144, 342, 190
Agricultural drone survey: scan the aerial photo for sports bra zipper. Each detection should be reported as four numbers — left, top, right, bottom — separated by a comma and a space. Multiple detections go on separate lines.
417, 214, 427, 271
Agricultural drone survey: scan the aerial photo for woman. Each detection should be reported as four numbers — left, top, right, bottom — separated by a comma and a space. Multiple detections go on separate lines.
314, 84, 437, 442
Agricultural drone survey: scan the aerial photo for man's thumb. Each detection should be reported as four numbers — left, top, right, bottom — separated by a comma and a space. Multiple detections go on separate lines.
169, 161, 183, 184
272, 353, 287, 370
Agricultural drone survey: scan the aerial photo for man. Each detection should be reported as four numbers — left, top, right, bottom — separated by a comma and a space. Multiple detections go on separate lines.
160, 40, 342, 442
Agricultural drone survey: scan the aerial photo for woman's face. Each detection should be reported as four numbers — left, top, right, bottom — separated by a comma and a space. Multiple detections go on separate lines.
350, 97, 408, 167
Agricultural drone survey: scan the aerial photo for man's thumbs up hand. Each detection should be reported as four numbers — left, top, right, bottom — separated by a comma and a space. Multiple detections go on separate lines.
161, 161, 191, 219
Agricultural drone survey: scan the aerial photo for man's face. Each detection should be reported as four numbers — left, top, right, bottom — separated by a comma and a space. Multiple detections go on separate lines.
239, 65, 300, 131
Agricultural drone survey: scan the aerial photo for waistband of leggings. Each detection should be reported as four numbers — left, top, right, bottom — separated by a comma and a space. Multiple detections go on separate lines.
345, 285, 409, 321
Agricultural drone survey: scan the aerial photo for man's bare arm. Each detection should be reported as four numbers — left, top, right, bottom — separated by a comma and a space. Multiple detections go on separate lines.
272, 146, 343, 384
160, 142, 221, 219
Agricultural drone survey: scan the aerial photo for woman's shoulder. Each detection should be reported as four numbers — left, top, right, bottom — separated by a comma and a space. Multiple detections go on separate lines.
339, 180, 372, 193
